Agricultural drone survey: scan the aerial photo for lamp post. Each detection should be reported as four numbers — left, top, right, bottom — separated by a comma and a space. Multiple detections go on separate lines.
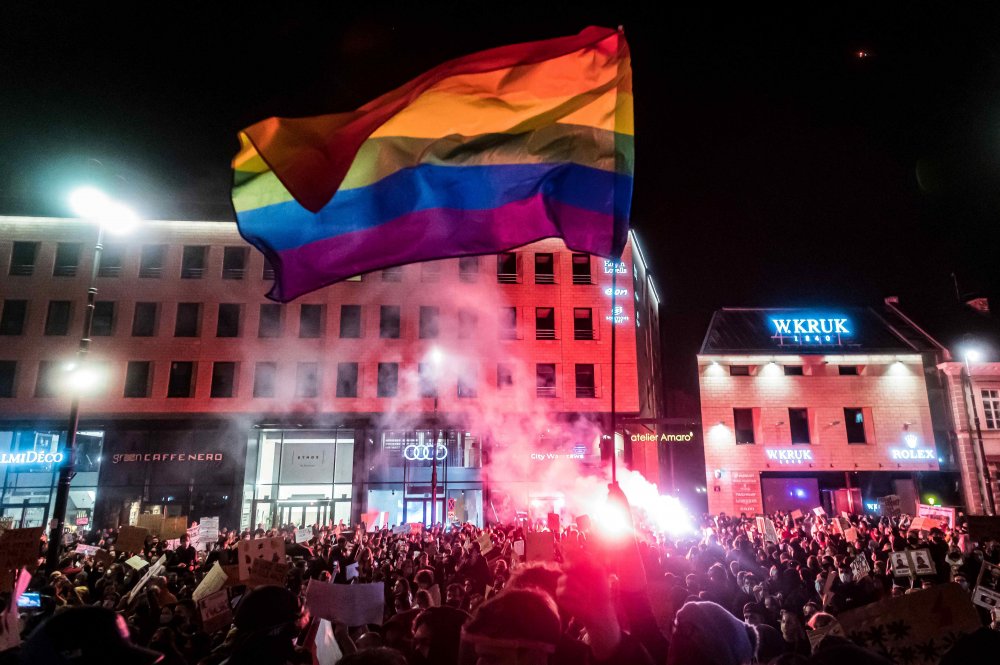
428, 347, 444, 527
45, 188, 136, 573
961, 348, 996, 515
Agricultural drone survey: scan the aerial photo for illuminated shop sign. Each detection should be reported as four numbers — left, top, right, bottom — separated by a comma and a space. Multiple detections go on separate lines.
606, 306, 629, 324
603, 260, 627, 275
402, 442, 448, 461
764, 449, 813, 464
0, 451, 64, 465
529, 452, 584, 461
112, 453, 224, 463
770, 317, 851, 345
604, 287, 628, 297
890, 449, 935, 461
630, 432, 695, 443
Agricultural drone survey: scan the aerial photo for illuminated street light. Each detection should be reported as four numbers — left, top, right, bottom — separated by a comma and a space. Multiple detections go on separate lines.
964, 349, 982, 363
69, 186, 138, 235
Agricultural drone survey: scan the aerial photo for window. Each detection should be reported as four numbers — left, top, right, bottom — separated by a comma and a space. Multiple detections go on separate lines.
181, 246, 207, 278
0, 361, 15, 397
734, 408, 755, 444
98, 244, 123, 277
497, 253, 517, 283
216, 304, 241, 337
571, 254, 592, 284
535, 307, 555, 340
262, 256, 275, 280
498, 364, 513, 389
983, 390, 1000, 430
844, 408, 867, 444
458, 309, 477, 339
299, 304, 324, 338
573, 308, 594, 340
210, 362, 237, 398
35, 361, 60, 397
167, 361, 195, 398
132, 302, 158, 337
296, 362, 319, 398
377, 362, 398, 397
499, 307, 517, 339
339, 305, 361, 338
789, 408, 811, 444
382, 266, 403, 282
123, 361, 152, 398
0, 300, 27, 335
838, 365, 859, 376
45, 301, 72, 336
9, 241, 38, 276
222, 246, 247, 279
336, 362, 359, 398
421, 262, 441, 282
536, 364, 556, 398
92, 301, 115, 336
419, 306, 440, 339
53, 243, 81, 277
175, 303, 201, 337
784, 365, 804, 376
730, 365, 751, 376
380, 306, 400, 339
258, 304, 282, 338
139, 245, 166, 278
253, 362, 277, 398
458, 369, 477, 398
459, 256, 479, 282
418, 363, 437, 398
534, 253, 555, 284
575, 364, 596, 397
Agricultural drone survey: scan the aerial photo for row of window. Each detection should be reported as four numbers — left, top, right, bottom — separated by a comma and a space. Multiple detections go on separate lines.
729, 364, 860, 376
0, 301, 603, 340
7, 241, 602, 285
731, 407, 872, 444
0, 360, 598, 400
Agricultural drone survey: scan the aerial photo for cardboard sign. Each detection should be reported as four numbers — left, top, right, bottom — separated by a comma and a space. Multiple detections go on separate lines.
199, 517, 220, 544
346, 562, 360, 581
972, 560, 1000, 610
807, 619, 846, 651
136, 513, 165, 535
161, 516, 188, 540
844, 527, 859, 543
305, 581, 384, 626
391, 524, 409, 535
916, 503, 956, 528
116, 526, 149, 554
965, 516, 1000, 543
476, 533, 494, 556
790, 509, 803, 520
198, 589, 233, 634
237, 536, 285, 580
295, 529, 313, 544
0, 527, 44, 571
126, 554, 167, 604
812, 507, 826, 517
193, 562, 229, 602
409, 522, 423, 535
850, 554, 872, 579
249, 558, 289, 587
125, 555, 148, 570
512, 540, 525, 557
75, 544, 100, 557
879, 495, 901, 518
94, 549, 114, 568
890, 549, 936, 577
525, 532, 555, 562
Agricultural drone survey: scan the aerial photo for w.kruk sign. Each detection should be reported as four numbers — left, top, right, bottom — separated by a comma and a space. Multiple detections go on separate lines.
765, 449, 813, 464
771, 316, 851, 346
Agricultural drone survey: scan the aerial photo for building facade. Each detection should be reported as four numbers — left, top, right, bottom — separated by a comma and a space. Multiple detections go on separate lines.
0, 216, 662, 531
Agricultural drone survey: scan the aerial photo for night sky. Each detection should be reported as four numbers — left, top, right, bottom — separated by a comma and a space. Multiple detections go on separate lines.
3, 4, 1000, 407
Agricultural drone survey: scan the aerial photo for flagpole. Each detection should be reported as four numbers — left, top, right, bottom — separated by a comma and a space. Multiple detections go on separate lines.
610, 264, 618, 485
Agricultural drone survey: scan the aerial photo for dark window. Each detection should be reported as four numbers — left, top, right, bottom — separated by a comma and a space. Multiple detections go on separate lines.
92, 301, 115, 336
258, 304, 282, 338
838, 365, 859, 376
123, 361, 151, 398
499, 307, 517, 339
53, 243, 81, 277
210, 362, 237, 398
571, 254, 592, 284
35, 361, 59, 397
844, 408, 867, 444
421, 262, 441, 283
181, 246, 207, 278
262, 256, 275, 280
783, 365, 804, 376
45, 301, 72, 336
497, 253, 517, 283
167, 361, 195, 398
459, 256, 479, 282
339, 305, 361, 338
789, 408, 811, 444
377, 362, 398, 397
299, 304, 324, 338
534, 253, 555, 284
253, 362, 277, 398
573, 308, 594, 340
458, 309, 477, 339
222, 246, 247, 279
296, 363, 319, 397
575, 364, 596, 398
730, 365, 751, 376
536, 364, 556, 398
98, 244, 123, 277
497, 364, 513, 388
418, 363, 437, 398
9, 242, 38, 276
131, 302, 158, 337
336, 362, 359, 398
419, 306, 439, 339
734, 408, 755, 444
216, 304, 241, 337
535, 307, 555, 340
380, 306, 400, 339
139, 245, 166, 278
382, 266, 403, 282
175, 303, 201, 337
0, 300, 27, 335
0, 361, 15, 397
457, 368, 477, 398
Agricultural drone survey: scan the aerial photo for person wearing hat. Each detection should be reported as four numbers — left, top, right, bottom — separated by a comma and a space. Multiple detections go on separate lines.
14, 606, 163, 665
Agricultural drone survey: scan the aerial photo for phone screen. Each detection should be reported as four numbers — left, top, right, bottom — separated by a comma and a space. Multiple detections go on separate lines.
17, 592, 40, 609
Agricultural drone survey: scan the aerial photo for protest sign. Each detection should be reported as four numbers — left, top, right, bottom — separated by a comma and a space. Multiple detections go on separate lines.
512, 540, 525, 557
125, 555, 148, 570
136, 513, 164, 535
916, 503, 955, 528
295, 529, 313, 544
476, 533, 494, 556
525, 532, 555, 562
94, 549, 114, 568
812, 507, 826, 517
907, 517, 935, 533
409, 522, 422, 535
755, 516, 779, 543
126, 555, 167, 603
879, 495, 901, 517
790, 509, 803, 520
249, 558, 289, 587
850, 554, 872, 579
0, 527, 44, 571
164, 539, 180, 550
807, 619, 845, 651
193, 562, 229, 602
199, 517, 220, 544
391, 524, 409, 535
315, 619, 344, 665
965, 516, 1000, 543
116, 526, 149, 554
844, 527, 859, 543
972, 560, 1000, 610
222, 565, 241, 587
187, 524, 201, 549
346, 562, 360, 581
75, 544, 100, 557
198, 589, 233, 634
836, 584, 979, 664
361, 510, 381, 533
305, 581, 384, 626
0, 568, 30, 650
822, 569, 836, 607
237, 536, 285, 580
161, 516, 188, 540
889, 549, 936, 577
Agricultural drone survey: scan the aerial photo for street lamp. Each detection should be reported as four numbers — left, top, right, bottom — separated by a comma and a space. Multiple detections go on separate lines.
961, 347, 996, 515
427, 347, 444, 527
45, 188, 137, 572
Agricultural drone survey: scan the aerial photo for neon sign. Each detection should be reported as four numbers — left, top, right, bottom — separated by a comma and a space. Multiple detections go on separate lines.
0, 451, 64, 465
606, 306, 629, 324
604, 287, 628, 297
113, 453, 223, 463
403, 442, 448, 461
765, 449, 813, 464
630, 432, 694, 442
771, 317, 851, 346
603, 260, 627, 275
890, 449, 935, 461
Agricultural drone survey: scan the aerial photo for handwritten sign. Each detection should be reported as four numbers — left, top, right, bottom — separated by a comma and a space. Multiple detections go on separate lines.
916, 503, 955, 528
305, 581, 384, 626
126, 554, 167, 603
249, 558, 289, 587
161, 516, 188, 540
476, 533, 494, 556
115, 526, 149, 554
295, 529, 313, 544
199, 517, 219, 544
812, 506, 826, 517
193, 562, 229, 602
879, 495, 901, 518
237, 536, 285, 580
198, 589, 233, 634
0, 527, 44, 571
512, 540, 525, 557
136, 513, 164, 535
850, 554, 871, 579
790, 509, 803, 520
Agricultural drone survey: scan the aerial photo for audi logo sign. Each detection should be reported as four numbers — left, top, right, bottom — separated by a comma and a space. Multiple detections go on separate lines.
403, 443, 448, 461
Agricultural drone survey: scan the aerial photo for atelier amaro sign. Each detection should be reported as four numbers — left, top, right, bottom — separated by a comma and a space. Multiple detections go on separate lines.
630, 432, 695, 443
112, 453, 224, 463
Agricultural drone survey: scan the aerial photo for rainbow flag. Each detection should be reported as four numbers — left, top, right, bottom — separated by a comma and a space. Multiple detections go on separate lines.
233, 26, 633, 302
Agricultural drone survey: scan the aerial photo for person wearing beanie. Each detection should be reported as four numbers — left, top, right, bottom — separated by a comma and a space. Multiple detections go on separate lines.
666, 601, 758, 665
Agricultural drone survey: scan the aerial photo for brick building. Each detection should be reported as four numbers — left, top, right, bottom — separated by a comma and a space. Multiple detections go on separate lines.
0, 216, 662, 531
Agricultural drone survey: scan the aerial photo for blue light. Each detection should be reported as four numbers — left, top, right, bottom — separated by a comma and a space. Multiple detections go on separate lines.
794, 488, 806, 498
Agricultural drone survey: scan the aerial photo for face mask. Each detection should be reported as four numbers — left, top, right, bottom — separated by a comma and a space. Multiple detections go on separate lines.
815, 581, 823, 593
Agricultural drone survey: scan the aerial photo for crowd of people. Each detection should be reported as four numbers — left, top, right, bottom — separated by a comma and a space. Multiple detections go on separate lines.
1, 491, 999, 665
